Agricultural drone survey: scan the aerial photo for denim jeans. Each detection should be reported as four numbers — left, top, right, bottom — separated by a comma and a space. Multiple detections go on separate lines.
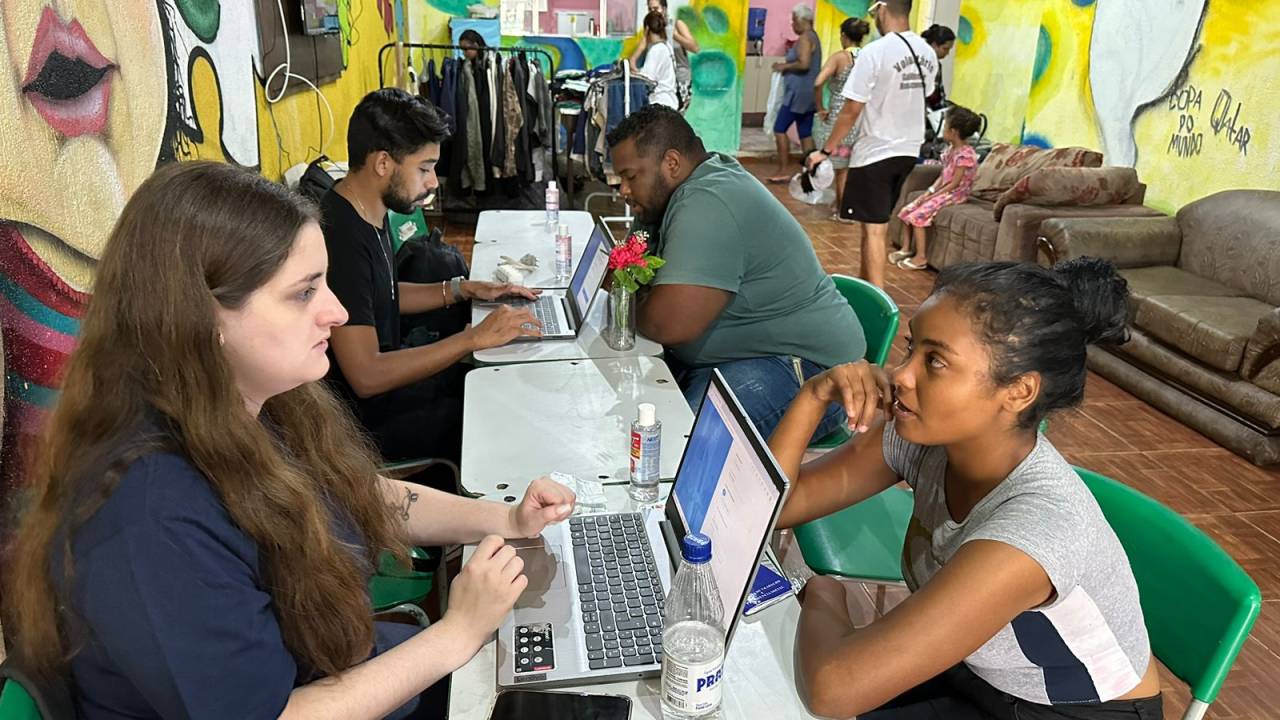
670, 356, 844, 444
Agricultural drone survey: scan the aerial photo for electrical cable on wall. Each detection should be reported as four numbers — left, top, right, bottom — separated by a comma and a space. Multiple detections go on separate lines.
263, 0, 336, 156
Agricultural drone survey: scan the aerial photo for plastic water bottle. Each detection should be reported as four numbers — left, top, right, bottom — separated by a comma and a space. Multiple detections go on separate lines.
629, 403, 661, 503
545, 181, 559, 230
661, 533, 725, 719
555, 223, 572, 281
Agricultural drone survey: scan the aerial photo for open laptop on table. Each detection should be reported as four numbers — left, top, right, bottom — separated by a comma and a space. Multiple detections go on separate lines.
474, 219, 613, 341
496, 369, 791, 688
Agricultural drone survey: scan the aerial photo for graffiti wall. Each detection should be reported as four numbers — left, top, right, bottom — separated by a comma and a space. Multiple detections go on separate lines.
404, 0, 746, 152
952, 0, 1280, 214
0, 0, 397, 499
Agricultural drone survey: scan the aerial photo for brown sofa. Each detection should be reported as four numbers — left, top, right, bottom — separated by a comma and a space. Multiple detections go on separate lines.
1041, 190, 1280, 466
888, 144, 1163, 268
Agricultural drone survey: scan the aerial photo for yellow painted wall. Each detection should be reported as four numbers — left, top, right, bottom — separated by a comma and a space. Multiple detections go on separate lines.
954, 0, 1280, 214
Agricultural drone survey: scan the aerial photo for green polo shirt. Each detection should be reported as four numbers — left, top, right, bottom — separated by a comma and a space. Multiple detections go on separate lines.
651, 153, 864, 368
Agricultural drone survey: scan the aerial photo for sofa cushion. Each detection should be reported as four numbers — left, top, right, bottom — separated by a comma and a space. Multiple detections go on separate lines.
992, 167, 1141, 221
970, 145, 1104, 203
931, 202, 999, 268
1120, 266, 1247, 301
1176, 189, 1280, 305
1133, 295, 1274, 373
1243, 307, 1280, 395
1117, 266, 1244, 321
1108, 332, 1280, 430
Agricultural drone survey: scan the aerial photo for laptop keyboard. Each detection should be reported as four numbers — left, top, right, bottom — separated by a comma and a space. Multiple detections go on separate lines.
508, 297, 563, 335
570, 514, 666, 670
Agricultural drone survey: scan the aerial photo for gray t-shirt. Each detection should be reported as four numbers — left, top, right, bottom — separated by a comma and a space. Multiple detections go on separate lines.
653, 153, 864, 369
883, 422, 1151, 705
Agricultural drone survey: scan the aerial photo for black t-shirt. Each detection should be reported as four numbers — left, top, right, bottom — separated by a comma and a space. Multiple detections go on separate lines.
320, 190, 400, 422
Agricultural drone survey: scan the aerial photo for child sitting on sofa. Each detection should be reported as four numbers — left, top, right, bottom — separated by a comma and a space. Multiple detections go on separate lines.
892, 106, 984, 271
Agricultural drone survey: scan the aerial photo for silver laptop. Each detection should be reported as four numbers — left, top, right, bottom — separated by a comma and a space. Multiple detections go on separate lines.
496, 370, 791, 688
477, 220, 613, 341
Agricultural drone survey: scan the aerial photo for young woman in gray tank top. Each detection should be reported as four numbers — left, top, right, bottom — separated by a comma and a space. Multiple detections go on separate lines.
769, 258, 1164, 719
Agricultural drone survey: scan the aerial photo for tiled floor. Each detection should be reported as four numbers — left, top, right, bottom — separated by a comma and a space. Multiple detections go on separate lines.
442, 157, 1280, 718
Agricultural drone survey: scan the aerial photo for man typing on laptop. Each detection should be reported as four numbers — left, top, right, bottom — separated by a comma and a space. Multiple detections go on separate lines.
323, 89, 543, 465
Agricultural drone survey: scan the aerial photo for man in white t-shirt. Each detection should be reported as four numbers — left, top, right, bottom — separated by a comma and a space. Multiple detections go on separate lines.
634, 11, 680, 110
807, 0, 936, 289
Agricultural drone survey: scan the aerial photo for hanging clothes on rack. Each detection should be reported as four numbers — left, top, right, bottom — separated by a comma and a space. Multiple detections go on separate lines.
581, 65, 655, 185
500, 57, 523, 179
459, 65, 486, 192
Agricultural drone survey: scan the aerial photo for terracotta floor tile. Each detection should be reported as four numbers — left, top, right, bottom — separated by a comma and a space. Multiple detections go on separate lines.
1147, 450, 1280, 514
1044, 407, 1136, 454
1083, 372, 1141, 405
1242, 511, 1280, 545
1084, 402, 1219, 452
1182, 514, 1278, 564
1067, 452, 1234, 516
1247, 601, 1280, 660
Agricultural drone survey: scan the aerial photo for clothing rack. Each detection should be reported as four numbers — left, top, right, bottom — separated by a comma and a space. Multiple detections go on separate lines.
585, 61, 636, 226
377, 42, 557, 92
378, 42, 560, 212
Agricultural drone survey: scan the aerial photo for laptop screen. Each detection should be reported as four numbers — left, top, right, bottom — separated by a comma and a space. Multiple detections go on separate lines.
568, 224, 611, 320
666, 372, 787, 629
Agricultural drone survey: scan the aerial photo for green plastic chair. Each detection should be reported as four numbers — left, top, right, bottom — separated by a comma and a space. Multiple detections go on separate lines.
369, 545, 437, 628
386, 208, 429, 255
809, 275, 900, 450
0, 680, 39, 720
1074, 467, 1262, 720
0, 659, 72, 720
793, 485, 914, 582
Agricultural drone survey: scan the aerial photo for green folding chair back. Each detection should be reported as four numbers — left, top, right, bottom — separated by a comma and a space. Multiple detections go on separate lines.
1074, 467, 1261, 720
0, 659, 73, 720
809, 275, 900, 450
386, 208, 429, 254
793, 485, 914, 582
0, 680, 40, 720
369, 546, 437, 628
833, 274, 900, 367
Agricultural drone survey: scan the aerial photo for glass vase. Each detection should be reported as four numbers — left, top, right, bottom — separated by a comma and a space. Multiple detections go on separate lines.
605, 285, 636, 351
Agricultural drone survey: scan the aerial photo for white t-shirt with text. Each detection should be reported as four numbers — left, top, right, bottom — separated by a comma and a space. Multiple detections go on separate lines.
841, 31, 938, 168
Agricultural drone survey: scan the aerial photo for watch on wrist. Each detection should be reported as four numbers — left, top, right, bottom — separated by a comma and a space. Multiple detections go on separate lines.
450, 276, 465, 302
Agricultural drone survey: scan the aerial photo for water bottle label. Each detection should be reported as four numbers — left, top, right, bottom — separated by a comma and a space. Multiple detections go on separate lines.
661, 655, 724, 714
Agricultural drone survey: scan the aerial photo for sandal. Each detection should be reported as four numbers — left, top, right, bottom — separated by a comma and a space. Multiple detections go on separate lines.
888, 249, 913, 263
897, 257, 930, 271
767, 175, 792, 184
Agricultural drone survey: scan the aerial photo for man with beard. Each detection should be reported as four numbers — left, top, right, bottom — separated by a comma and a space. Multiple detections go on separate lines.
323, 89, 538, 464
608, 105, 864, 441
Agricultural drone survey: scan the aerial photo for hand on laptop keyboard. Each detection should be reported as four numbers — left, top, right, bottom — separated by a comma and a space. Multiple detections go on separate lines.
469, 305, 542, 349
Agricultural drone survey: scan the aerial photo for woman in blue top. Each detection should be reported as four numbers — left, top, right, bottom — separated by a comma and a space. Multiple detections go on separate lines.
768, 3, 822, 183
4, 161, 576, 719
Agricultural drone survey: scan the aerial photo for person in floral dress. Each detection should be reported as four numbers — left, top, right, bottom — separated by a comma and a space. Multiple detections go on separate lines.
892, 107, 984, 270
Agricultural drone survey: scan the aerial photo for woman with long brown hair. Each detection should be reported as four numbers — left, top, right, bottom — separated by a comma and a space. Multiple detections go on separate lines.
3, 161, 575, 719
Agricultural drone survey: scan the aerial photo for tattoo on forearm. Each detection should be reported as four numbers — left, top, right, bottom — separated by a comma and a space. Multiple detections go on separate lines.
395, 486, 419, 521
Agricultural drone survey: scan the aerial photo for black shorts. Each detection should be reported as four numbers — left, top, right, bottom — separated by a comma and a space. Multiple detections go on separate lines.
840, 155, 920, 224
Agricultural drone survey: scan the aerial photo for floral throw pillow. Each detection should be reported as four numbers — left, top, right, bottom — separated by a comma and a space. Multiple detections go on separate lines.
992, 167, 1141, 221
971, 144, 1105, 202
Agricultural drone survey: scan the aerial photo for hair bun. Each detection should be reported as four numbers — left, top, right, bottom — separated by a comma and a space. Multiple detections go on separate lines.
1053, 256, 1130, 347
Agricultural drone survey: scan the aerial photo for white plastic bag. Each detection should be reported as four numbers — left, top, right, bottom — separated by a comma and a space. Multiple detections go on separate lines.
762, 71, 784, 137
